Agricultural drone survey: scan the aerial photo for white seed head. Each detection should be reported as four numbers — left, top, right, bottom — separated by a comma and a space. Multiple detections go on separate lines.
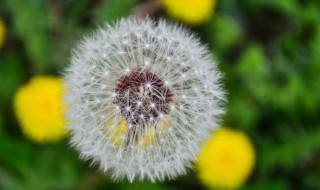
64, 18, 225, 182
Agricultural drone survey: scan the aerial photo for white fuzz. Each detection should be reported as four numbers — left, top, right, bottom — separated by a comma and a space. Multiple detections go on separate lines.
64, 18, 225, 182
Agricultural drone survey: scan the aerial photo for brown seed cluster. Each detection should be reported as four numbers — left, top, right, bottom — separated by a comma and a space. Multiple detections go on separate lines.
114, 69, 173, 125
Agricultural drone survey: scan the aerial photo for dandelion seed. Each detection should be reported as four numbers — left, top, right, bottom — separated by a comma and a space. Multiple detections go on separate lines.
64, 18, 225, 182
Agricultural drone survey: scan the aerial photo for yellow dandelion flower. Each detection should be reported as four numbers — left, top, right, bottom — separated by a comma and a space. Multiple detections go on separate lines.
160, 0, 216, 25
14, 76, 68, 143
107, 116, 171, 147
107, 117, 128, 146
196, 127, 255, 189
0, 18, 6, 48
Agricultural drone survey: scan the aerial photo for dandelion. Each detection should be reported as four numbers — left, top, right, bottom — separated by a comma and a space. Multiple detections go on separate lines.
14, 76, 67, 143
64, 18, 225, 182
196, 127, 255, 189
0, 18, 6, 48
160, 0, 216, 25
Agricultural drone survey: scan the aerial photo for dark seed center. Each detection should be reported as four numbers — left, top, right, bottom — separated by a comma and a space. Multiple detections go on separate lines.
114, 69, 173, 125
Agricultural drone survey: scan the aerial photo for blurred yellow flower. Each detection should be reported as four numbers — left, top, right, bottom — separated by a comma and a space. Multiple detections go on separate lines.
0, 18, 6, 48
14, 76, 67, 143
160, 0, 216, 25
107, 116, 170, 147
196, 127, 255, 189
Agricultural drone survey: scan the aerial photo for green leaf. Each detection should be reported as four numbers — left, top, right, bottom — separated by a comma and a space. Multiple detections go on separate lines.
93, 0, 139, 25
211, 14, 244, 53
5, 0, 52, 72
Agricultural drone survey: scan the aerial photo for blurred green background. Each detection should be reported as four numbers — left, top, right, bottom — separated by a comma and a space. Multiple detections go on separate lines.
1, 0, 320, 189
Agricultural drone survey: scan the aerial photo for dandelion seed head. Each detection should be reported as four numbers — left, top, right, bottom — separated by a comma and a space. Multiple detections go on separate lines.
64, 18, 225, 182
